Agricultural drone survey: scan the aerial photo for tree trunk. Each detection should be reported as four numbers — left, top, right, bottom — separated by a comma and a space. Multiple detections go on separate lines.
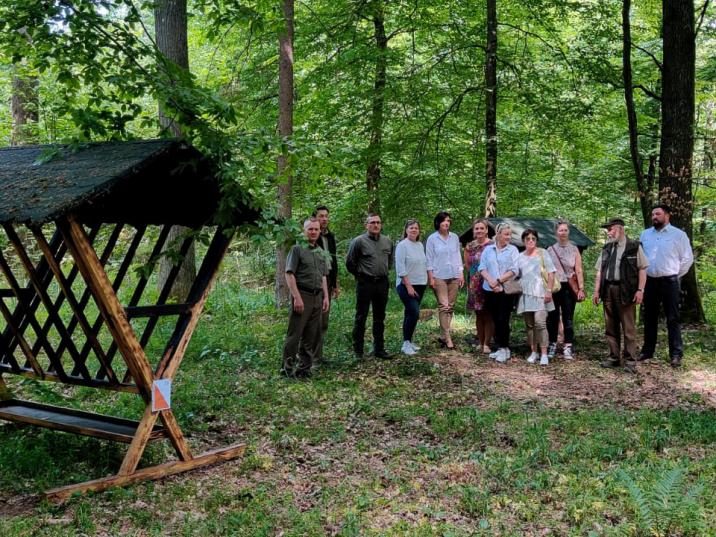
621, 0, 651, 228
483, 0, 497, 217
10, 66, 38, 147
155, 0, 196, 301
659, 0, 704, 323
365, 0, 387, 214
275, 0, 294, 307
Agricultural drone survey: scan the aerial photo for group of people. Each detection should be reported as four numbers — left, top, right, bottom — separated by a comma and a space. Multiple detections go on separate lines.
281, 204, 693, 378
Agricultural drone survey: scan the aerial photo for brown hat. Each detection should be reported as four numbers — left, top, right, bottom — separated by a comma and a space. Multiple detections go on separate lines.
600, 217, 625, 228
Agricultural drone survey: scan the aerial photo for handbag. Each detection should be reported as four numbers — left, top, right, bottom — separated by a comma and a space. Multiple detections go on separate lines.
549, 246, 583, 301
539, 250, 561, 293
502, 277, 522, 295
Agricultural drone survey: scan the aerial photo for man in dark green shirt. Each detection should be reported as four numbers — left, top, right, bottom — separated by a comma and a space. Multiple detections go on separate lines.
283, 218, 330, 378
346, 213, 394, 358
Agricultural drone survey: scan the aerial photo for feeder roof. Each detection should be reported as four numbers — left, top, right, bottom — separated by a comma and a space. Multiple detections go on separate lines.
0, 139, 259, 227
460, 217, 595, 250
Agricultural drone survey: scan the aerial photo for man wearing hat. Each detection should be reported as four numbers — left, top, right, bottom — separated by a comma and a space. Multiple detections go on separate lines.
592, 218, 648, 372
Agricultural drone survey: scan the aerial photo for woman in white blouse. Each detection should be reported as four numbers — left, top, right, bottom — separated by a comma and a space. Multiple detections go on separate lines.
426, 211, 464, 349
395, 219, 428, 355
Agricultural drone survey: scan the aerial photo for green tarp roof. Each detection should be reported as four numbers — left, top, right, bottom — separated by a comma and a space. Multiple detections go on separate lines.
460, 217, 595, 250
0, 139, 258, 227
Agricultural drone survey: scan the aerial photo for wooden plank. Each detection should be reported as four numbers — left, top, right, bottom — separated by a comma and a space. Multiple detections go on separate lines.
124, 303, 192, 318
0, 400, 166, 443
3, 225, 90, 380
0, 366, 139, 393
31, 227, 119, 385
45, 443, 247, 503
58, 217, 154, 399
158, 228, 234, 380
0, 289, 33, 299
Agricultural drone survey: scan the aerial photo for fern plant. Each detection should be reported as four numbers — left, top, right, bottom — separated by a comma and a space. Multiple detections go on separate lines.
617, 467, 706, 536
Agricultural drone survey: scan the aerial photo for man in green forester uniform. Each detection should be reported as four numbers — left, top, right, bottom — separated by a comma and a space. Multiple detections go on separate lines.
282, 218, 330, 378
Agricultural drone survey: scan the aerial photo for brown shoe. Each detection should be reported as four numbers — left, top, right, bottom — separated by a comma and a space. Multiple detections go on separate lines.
670, 356, 682, 368
636, 353, 652, 362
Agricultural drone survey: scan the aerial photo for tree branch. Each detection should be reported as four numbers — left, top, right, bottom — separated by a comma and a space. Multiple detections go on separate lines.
632, 43, 663, 70
634, 84, 661, 101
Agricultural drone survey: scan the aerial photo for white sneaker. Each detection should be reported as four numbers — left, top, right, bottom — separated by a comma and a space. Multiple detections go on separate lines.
527, 352, 539, 364
489, 349, 501, 360
505, 348, 511, 359
563, 346, 573, 359
409, 341, 421, 351
540, 354, 549, 366
495, 348, 509, 363
401, 341, 417, 355
547, 342, 557, 358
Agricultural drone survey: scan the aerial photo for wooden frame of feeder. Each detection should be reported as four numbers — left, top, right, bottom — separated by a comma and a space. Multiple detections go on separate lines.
0, 140, 257, 501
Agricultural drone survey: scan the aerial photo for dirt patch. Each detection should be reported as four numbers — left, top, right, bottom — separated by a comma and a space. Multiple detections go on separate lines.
426, 349, 714, 412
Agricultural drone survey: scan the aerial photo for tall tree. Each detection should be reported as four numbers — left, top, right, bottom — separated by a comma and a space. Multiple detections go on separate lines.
365, 0, 387, 214
155, 0, 197, 301
275, 0, 294, 306
484, 0, 497, 217
622, 0, 654, 228
658, 0, 704, 322
10, 66, 38, 146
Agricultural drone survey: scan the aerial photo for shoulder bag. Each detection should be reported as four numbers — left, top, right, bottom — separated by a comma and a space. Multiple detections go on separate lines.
548, 245, 582, 301
539, 249, 562, 293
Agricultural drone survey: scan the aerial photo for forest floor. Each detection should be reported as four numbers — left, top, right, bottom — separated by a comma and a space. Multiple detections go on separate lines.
1, 284, 715, 536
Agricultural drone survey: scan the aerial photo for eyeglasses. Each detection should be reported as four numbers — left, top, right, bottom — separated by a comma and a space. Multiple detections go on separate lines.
525, 236, 537, 242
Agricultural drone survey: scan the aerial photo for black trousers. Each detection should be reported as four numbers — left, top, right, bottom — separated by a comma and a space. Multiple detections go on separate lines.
353, 276, 389, 353
547, 286, 576, 344
485, 290, 514, 348
642, 275, 683, 358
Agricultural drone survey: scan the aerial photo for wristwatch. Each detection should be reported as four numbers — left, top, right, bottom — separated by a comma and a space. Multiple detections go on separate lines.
637, 288, 644, 292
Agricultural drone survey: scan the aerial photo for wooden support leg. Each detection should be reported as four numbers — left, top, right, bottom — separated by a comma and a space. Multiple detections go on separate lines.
159, 410, 192, 461
118, 405, 159, 476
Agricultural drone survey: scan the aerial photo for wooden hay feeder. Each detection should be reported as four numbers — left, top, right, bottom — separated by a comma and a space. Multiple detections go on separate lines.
0, 140, 258, 501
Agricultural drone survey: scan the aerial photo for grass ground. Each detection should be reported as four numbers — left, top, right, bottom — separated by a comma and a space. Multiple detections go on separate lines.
0, 268, 715, 536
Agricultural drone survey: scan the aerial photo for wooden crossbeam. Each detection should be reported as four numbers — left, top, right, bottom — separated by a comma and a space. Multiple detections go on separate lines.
0, 366, 138, 393
31, 227, 119, 385
3, 225, 91, 380
0, 298, 44, 376
45, 443, 247, 503
125, 303, 192, 318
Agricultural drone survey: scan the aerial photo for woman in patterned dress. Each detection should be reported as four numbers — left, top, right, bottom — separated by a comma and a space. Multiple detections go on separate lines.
464, 218, 494, 354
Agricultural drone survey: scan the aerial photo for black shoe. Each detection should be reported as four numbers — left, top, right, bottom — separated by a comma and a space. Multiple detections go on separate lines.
295, 369, 312, 379
670, 356, 682, 368
623, 361, 637, 374
373, 349, 392, 360
437, 338, 447, 348
600, 358, 619, 369
353, 346, 364, 358
636, 353, 652, 362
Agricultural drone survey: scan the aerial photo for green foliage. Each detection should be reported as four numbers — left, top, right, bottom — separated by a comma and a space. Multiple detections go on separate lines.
617, 467, 707, 536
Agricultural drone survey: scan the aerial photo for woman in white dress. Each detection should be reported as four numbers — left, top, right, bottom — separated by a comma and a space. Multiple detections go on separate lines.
516, 228, 557, 366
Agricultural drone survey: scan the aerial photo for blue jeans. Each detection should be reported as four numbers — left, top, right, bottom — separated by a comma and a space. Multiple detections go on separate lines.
396, 283, 426, 341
